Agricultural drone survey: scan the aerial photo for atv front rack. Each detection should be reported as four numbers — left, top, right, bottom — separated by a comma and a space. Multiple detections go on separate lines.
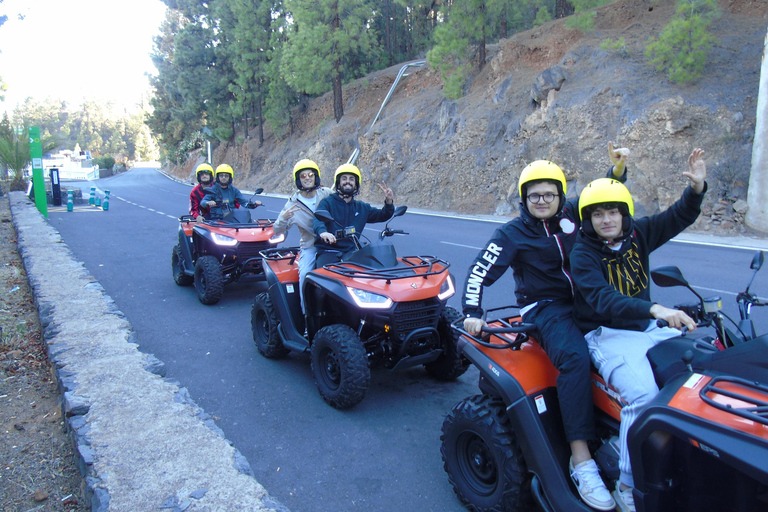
260, 247, 300, 264
322, 255, 449, 283
700, 375, 768, 426
202, 218, 275, 231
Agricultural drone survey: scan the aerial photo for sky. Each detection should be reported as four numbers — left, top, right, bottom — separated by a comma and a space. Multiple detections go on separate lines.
0, 0, 168, 113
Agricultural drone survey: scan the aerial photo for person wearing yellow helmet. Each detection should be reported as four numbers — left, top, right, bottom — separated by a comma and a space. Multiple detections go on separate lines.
312, 163, 395, 266
461, 142, 629, 511
189, 163, 214, 219
571, 148, 708, 512
201, 163, 261, 217
273, 159, 333, 310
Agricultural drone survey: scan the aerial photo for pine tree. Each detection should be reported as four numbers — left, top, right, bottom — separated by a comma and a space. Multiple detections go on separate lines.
645, 0, 719, 84
281, 0, 380, 122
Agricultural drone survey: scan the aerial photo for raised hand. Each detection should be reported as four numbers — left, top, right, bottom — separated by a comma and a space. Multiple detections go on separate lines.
377, 181, 394, 204
684, 148, 707, 194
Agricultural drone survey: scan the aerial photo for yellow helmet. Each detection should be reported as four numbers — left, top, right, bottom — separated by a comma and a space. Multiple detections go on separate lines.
578, 178, 634, 220
518, 160, 567, 198
215, 164, 234, 184
293, 159, 321, 190
334, 163, 361, 196
195, 163, 214, 184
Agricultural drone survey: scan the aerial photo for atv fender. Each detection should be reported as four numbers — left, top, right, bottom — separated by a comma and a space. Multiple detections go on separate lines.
459, 339, 595, 512
263, 257, 309, 353
177, 225, 195, 272
628, 373, 768, 510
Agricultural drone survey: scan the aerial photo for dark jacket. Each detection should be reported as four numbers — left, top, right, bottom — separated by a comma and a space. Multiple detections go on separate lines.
313, 193, 394, 254
461, 167, 626, 319
189, 184, 212, 218
462, 198, 581, 318
201, 183, 246, 216
571, 184, 706, 333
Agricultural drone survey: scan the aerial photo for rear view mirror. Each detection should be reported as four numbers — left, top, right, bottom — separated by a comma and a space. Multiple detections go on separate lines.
651, 266, 689, 288
750, 251, 764, 271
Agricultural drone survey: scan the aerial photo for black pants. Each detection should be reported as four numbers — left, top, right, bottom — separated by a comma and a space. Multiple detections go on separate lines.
523, 300, 594, 443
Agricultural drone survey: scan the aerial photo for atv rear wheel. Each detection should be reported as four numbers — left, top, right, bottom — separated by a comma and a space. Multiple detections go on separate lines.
194, 255, 224, 305
172, 244, 193, 286
441, 394, 532, 512
425, 306, 469, 381
311, 324, 370, 409
251, 292, 290, 359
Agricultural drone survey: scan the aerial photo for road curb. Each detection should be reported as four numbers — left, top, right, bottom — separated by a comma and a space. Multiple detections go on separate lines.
9, 192, 290, 512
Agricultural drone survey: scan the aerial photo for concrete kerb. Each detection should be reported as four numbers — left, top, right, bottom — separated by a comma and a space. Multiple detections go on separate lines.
9, 192, 289, 512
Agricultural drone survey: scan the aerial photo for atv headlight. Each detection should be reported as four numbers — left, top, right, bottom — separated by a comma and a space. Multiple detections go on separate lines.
269, 233, 285, 244
438, 274, 455, 301
211, 232, 238, 246
346, 287, 393, 309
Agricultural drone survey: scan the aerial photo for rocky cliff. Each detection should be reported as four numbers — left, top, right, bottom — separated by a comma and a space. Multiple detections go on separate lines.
168, 0, 768, 235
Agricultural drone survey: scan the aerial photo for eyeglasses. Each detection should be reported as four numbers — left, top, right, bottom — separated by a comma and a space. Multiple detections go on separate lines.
299, 172, 315, 179
527, 192, 557, 204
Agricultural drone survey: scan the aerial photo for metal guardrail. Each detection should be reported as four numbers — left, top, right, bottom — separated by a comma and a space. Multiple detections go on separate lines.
347, 60, 426, 166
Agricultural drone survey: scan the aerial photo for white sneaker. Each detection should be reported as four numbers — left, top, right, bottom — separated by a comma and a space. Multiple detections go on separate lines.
569, 457, 616, 511
613, 482, 636, 512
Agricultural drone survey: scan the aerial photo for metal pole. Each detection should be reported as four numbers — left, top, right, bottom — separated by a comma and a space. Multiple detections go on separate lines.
347, 60, 426, 166
746, 27, 768, 232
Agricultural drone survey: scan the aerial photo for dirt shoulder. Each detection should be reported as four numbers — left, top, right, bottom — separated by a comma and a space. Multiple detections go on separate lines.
0, 192, 86, 511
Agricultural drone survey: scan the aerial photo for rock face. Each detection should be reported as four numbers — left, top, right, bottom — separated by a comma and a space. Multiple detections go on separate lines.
168, 0, 768, 236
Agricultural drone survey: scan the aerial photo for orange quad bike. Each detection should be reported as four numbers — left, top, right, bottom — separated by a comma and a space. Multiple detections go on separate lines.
250, 205, 466, 409
172, 188, 285, 305
441, 251, 768, 512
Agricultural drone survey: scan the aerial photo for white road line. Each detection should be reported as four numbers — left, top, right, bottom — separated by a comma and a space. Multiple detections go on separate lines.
692, 285, 768, 302
441, 241, 483, 250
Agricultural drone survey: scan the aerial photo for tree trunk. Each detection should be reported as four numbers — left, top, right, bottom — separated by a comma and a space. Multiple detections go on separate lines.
478, 3, 486, 68
555, 0, 574, 19
333, 67, 344, 123
243, 102, 249, 139
257, 97, 264, 147
332, 8, 343, 122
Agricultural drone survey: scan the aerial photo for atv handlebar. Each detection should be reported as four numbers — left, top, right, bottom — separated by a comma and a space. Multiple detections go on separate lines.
380, 228, 408, 239
451, 318, 537, 350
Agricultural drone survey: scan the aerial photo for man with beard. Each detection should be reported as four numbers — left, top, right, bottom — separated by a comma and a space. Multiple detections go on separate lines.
312, 164, 395, 267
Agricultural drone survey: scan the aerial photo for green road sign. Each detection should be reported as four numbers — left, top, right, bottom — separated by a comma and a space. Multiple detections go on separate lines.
29, 126, 47, 218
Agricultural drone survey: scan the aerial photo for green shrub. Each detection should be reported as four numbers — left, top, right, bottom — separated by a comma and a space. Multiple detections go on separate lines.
565, 11, 596, 33
645, 0, 719, 84
601, 37, 629, 57
92, 156, 116, 170
533, 7, 552, 27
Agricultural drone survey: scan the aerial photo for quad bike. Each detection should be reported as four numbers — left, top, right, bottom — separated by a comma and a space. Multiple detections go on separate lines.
441, 251, 768, 512
171, 188, 285, 305
250, 205, 466, 409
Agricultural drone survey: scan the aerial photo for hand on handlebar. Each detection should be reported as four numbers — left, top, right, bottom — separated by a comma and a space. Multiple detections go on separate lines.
651, 304, 697, 332
207, 201, 217, 207
320, 232, 336, 244
464, 317, 488, 336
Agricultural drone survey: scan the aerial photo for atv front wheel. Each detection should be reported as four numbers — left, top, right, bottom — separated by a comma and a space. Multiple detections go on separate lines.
194, 255, 224, 305
425, 306, 469, 381
441, 394, 532, 512
311, 324, 370, 409
251, 292, 290, 358
172, 244, 193, 286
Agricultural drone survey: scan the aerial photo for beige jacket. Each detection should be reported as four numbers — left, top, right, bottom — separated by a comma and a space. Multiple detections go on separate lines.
273, 187, 333, 250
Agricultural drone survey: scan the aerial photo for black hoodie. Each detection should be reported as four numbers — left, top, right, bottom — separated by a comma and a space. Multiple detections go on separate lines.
461, 167, 627, 319
570, 184, 706, 333
461, 197, 581, 318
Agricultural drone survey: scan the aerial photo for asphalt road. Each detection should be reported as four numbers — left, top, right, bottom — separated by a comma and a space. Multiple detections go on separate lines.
46, 167, 768, 512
